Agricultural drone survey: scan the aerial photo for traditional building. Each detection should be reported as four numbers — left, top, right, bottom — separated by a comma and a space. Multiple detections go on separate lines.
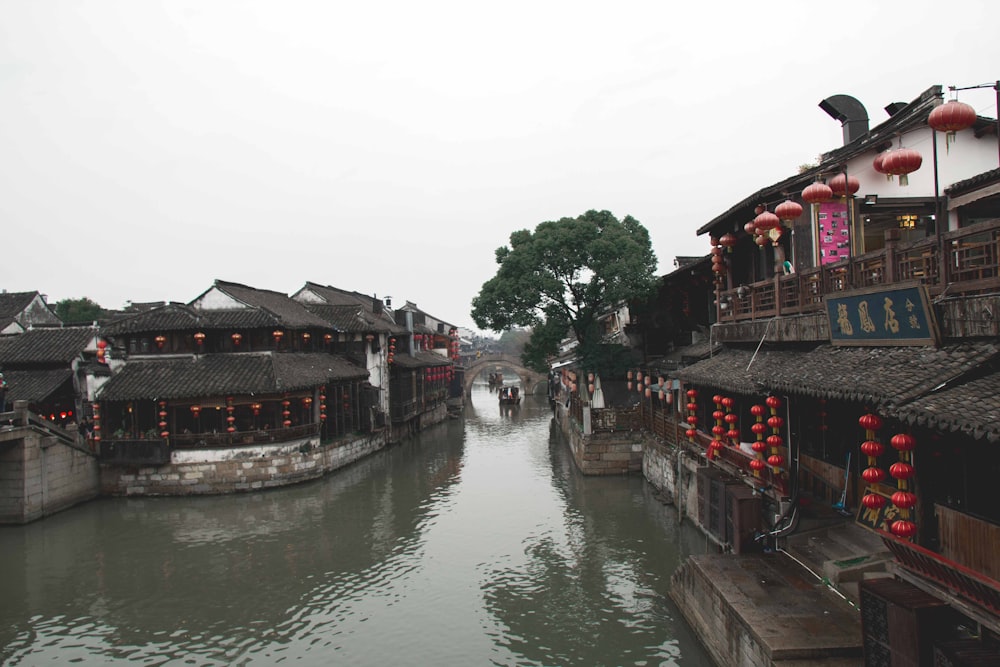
633, 84, 1000, 661
0, 291, 61, 335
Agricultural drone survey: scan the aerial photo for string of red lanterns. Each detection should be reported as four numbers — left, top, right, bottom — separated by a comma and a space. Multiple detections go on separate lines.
765, 396, 784, 475
159, 400, 169, 439
889, 432, 917, 539
709, 394, 725, 460
685, 388, 698, 443
859, 412, 887, 515
226, 396, 236, 433
722, 396, 738, 444
750, 404, 767, 477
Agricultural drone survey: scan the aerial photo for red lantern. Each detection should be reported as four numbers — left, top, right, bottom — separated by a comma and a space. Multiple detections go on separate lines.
753, 211, 779, 232
862, 493, 886, 510
686, 415, 698, 426
744, 221, 756, 235
775, 200, 803, 222
750, 459, 767, 472
754, 204, 765, 215
686, 389, 698, 399
862, 467, 886, 484
751, 422, 767, 435
890, 433, 916, 451
726, 429, 740, 441
766, 434, 783, 448
858, 413, 883, 431
882, 148, 922, 186
190, 405, 201, 416
712, 394, 723, 405
719, 233, 737, 252
801, 182, 833, 205
928, 100, 976, 146
231, 332, 242, 345
755, 234, 770, 247
767, 454, 784, 467
273, 330, 284, 342
829, 173, 860, 197
750, 405, 765, 417
890, 520, 917, 539
155, 335, 166, 348
712, 425, 726, 436
685, 428, 697, 439
860, 440, 884, 458
724, 413, 738, 424
889, 461, 915, 480
873, 152, 890, 178
767, 415, 784, 430
891, 491, 917, 510
712, 410, 725, 421
193, 332, 206, 345
721, 397, 734, 409
766, 396, 782, 410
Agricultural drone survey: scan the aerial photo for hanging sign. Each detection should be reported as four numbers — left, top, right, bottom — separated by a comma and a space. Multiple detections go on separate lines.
826, 282, 939, 346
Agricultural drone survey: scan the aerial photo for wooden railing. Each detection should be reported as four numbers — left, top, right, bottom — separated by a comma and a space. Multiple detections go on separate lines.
719, 219, 1000, 323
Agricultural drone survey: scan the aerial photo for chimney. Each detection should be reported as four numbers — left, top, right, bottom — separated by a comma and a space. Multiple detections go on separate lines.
819, 94, 869, 145
372, 294, 383, 314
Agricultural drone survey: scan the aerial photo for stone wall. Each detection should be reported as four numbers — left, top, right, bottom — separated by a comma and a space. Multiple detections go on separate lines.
100, 431, 387, 496
0, 428, 99, 524
554, 403, 643, 475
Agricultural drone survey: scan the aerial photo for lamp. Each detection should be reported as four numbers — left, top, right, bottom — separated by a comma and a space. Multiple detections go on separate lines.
897, 214, 918, 229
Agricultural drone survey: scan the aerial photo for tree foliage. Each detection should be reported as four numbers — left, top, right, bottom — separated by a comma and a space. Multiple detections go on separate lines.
472, 210, 658, 372
54, 297, 104, 324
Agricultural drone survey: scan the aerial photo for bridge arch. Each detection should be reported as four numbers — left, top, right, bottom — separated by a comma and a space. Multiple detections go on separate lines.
463, 354, 547, 397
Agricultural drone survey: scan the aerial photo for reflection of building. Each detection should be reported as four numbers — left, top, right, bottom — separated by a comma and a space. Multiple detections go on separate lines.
630, 84, 1000, 661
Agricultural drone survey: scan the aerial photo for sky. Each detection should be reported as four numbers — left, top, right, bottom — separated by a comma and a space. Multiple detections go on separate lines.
2, 1, 999, 333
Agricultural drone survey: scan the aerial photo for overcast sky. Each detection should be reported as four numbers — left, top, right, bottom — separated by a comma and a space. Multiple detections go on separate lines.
2, 1, 998, 332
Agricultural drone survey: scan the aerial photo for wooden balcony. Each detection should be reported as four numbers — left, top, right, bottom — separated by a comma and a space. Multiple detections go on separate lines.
718, 219, 1000, 324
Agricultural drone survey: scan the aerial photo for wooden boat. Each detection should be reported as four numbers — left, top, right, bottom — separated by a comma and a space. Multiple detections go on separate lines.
498, 386, 521, 405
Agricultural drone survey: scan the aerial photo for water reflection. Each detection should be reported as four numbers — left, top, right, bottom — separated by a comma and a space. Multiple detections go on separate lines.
0, 385, 712, 666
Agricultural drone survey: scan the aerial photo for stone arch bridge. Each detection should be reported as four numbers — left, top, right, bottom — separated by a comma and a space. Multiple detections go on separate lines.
463, 354, 547, 396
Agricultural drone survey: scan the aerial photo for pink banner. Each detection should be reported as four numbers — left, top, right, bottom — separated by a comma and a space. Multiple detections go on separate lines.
817, 202, 850, 265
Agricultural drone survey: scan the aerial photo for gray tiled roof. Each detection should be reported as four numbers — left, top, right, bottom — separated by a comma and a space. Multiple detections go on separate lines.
305, 304, 406, 334
888, 370, 1000, 442
0, 327, 96, 365
0, 291, 36, 318
674, 342, 999, 409
211, 281, 330, 328
101, 303, 276, 335
96, 352, 367, 401
1, 368, 74, 402
390, 351, 454, 369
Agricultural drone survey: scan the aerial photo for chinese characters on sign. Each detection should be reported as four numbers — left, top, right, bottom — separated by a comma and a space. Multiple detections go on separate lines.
826, 284, 939, 346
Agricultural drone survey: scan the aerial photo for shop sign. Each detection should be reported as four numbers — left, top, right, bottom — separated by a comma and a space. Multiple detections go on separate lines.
826, 282, 939, 346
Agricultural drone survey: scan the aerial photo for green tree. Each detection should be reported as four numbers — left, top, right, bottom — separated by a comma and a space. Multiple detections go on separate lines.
54, 297, 104, 324
471, 210, 658, 373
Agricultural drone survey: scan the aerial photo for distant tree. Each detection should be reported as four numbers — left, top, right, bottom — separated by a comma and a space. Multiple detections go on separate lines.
54, 297, 103, 324
497, 328, 530, 357
472, 210, 658, 373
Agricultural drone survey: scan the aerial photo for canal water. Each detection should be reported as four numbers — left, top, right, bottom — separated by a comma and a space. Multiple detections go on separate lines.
0, 385, 714, 666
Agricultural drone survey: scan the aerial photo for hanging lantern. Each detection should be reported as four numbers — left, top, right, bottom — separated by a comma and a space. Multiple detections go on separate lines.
873, 152, 891, 180
862, 493, 886, 510
754, 204, 765, 215
325, 333, 334, 344
302, 332, 311, 343
190, 404, 201, 417
744, 221, 757, 235
750, 404, 766, 477
193, 332, 206, 346
719, 233, 737, 253
802, 182, 833, 205
273, 330, 284, 343
155, 335, 166, 349
882, 148, 922, 186
251, 402, 261, 415
96, 339, 107, 363
829, 173, 860, 197
753, 211, 780, 232
928, 100, 977, 150
891, 520, 917, 539
755, 234, 770, 247
775, 200, 803, 222
231, 332, 242, 345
